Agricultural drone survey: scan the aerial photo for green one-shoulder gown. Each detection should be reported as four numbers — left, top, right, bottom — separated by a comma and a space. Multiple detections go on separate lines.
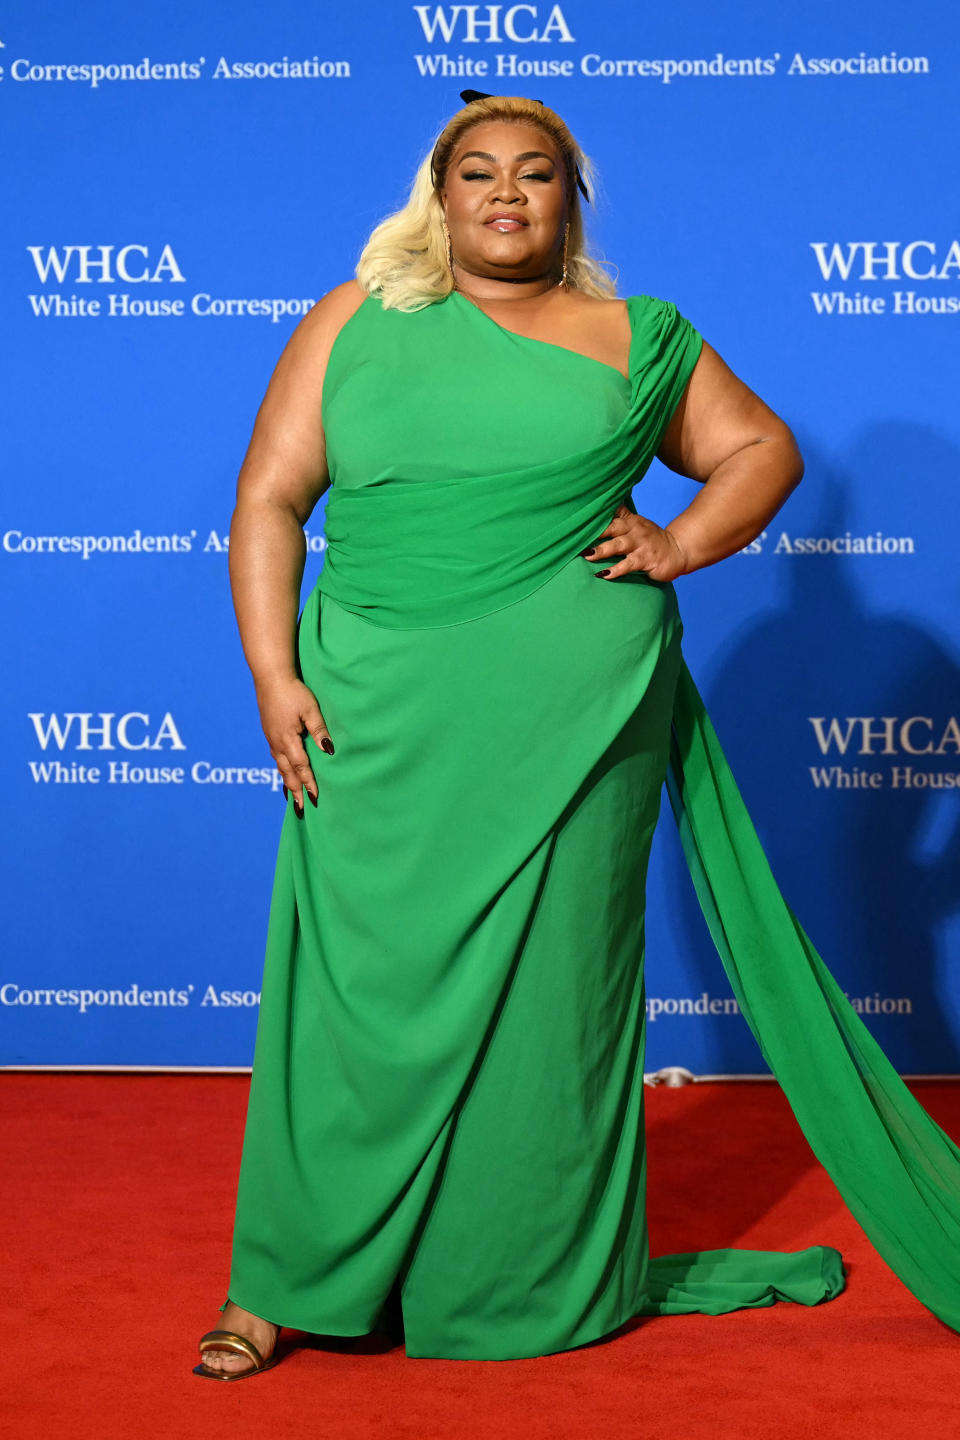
223, 291, 960, 1360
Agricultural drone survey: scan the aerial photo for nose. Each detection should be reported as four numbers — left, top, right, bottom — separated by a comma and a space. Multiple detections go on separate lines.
489, 174, 524, 205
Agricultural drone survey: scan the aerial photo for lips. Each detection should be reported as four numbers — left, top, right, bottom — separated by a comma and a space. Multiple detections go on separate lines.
484, 214, 527, 231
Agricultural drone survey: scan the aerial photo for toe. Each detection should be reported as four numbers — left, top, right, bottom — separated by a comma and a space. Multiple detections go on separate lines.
201, 1347, 252, 1376
221, 1352, 254, 1375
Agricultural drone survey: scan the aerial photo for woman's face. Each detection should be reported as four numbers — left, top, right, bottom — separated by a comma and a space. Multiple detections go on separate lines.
441, 120, 568, 283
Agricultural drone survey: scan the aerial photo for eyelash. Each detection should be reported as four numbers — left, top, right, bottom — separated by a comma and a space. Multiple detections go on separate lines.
461, 170, 553, 182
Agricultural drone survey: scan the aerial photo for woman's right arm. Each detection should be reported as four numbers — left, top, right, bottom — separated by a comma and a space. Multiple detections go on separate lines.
228, 279, 366, 811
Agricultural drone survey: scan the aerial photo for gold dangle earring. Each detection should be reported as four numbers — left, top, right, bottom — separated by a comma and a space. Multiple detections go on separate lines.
442, 219, 455, 280
561, 223, 570, 289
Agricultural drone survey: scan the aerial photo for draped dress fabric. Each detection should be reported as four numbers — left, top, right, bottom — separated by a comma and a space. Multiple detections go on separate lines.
224, 291, 960, 1361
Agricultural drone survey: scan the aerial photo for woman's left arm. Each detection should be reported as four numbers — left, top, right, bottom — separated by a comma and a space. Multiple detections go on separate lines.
584, 340, 804, 581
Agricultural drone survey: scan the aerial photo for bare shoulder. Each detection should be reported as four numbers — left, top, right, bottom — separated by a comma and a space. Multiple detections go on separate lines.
239, 282, 369, 508
246, 281, 368, 460
308, 278, 368, 332
279, 279, 368, 372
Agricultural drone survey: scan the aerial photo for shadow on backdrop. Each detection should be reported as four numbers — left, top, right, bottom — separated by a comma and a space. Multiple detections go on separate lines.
667, 426, 960, 1076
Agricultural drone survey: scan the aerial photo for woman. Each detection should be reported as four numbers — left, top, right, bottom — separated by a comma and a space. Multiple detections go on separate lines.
195, 93, 960, 1377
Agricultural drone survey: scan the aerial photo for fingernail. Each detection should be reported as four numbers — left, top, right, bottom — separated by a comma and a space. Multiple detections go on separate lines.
283, 785, 288, 800
320, 737, 335, 755
595, 570, 610, 579
307, 790, 318, 807
580, 548, 595, 558
294, 800, 304, 818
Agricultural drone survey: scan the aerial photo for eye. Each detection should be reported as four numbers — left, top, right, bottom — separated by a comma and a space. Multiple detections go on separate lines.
458, 168, 555, 182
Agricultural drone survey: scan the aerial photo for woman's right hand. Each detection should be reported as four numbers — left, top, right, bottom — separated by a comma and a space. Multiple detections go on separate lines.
255, 674, 334, 813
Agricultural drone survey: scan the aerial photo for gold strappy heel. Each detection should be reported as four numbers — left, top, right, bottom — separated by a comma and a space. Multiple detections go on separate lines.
193, 1328, 281, 1381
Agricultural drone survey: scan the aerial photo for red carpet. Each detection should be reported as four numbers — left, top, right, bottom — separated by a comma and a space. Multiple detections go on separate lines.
3, 1075, 956, 1439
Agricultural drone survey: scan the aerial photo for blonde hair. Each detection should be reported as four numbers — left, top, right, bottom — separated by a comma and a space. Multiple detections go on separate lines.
355, 94, 617, 312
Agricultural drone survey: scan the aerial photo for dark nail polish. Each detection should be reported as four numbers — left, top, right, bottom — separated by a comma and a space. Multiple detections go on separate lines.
320, 737, 335, 755
294, 800, 304, 818
595, 570, 611, 579
283, 785, 288, 800
580, 548, 596, 558
307, 790, 318, 807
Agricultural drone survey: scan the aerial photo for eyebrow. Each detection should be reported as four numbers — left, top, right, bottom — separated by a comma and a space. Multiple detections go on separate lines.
458, 150, 556, 164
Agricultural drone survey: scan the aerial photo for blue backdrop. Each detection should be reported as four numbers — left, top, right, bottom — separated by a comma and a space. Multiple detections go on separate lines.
3, 1, 958, 1072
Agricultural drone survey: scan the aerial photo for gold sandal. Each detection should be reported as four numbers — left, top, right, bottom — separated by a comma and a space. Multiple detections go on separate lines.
193, 1328, 281, 1381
